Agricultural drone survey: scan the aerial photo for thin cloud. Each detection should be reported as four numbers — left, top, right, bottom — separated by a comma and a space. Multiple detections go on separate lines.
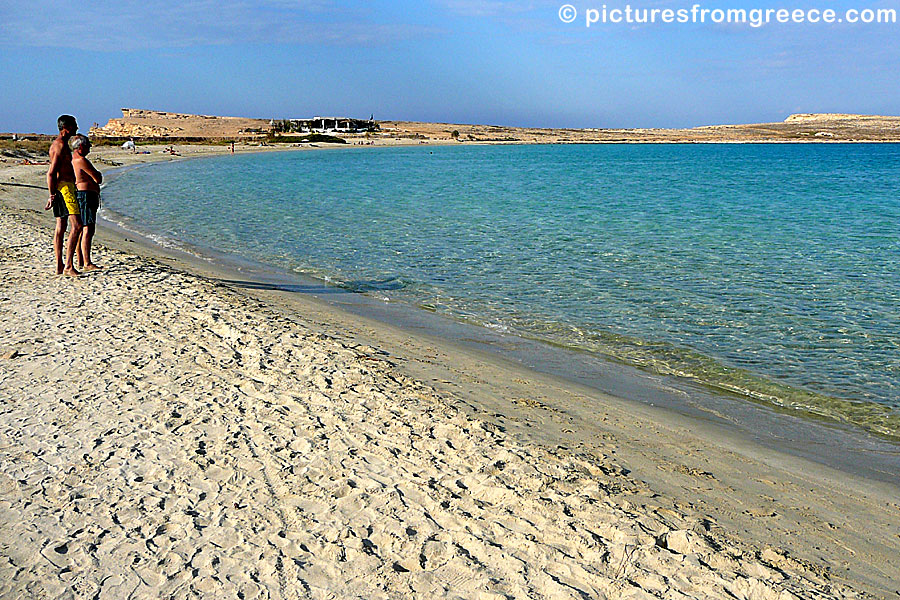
0, 0, 437, 51
438, 0, 535, 17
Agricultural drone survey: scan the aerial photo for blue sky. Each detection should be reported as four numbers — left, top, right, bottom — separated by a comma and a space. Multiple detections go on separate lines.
1, 0, 897, 132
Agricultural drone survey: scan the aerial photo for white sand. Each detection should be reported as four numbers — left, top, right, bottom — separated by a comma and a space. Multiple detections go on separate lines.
0, 149, 897, 599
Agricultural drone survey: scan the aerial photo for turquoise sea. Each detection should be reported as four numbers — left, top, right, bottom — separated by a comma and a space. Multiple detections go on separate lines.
102, 144, 900, 438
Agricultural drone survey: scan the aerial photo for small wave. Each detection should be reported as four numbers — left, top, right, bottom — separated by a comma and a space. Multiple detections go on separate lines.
467, 317, 900, 440
341, 277, 407, 293
98, 211, 207, 260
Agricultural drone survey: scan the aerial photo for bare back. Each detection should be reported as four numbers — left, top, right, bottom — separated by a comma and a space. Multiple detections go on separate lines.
48, 137, 75, 184
73, 154, 102, 193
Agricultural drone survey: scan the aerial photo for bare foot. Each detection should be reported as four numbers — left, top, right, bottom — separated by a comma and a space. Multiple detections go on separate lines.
82, 264, 103, 272
63, 267, 81, 277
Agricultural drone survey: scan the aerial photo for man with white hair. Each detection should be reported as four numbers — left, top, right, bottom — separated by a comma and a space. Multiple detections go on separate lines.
71, 134, 103, 271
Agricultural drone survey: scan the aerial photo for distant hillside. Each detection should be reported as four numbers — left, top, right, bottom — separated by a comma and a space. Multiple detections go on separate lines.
381, 113, 900, 143
88, 109, 900, 143
90, 109, 271, 139
785, 113, 900, 123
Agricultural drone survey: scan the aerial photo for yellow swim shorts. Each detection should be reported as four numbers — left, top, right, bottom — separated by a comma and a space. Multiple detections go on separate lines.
57, 181, 79, 216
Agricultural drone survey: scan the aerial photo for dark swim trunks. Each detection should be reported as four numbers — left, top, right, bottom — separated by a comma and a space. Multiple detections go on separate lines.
77, 190, 100, 226
51, 194, 68, 218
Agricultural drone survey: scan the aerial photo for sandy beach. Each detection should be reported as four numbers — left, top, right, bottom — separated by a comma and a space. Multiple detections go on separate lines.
1, 147, 899, 599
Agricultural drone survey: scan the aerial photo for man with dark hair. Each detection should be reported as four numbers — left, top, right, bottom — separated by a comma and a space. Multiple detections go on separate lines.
45, 115, 82, 276
71, 134, 103, 271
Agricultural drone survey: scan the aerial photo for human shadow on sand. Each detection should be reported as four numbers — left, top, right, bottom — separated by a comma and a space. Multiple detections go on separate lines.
0, 181, 46, 190
218, 276, 404, 295
217, 279, 349, 295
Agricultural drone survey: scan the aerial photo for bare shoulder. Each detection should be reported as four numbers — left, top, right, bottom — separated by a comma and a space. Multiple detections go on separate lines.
78, 155, 100, 174
50, 138, 71, 159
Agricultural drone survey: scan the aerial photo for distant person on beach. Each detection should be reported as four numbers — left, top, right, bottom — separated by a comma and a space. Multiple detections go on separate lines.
45, 115, 82, 276
71, 135, 103, 271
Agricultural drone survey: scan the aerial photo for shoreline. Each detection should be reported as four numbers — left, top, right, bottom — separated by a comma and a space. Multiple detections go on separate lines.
98, 144, 900, 451
16, 143, 900, 482
95, 159, 900, 486
2, 145, 899, 597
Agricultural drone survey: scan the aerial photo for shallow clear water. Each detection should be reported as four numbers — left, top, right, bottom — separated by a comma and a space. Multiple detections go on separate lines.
103, 144, 900, 436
